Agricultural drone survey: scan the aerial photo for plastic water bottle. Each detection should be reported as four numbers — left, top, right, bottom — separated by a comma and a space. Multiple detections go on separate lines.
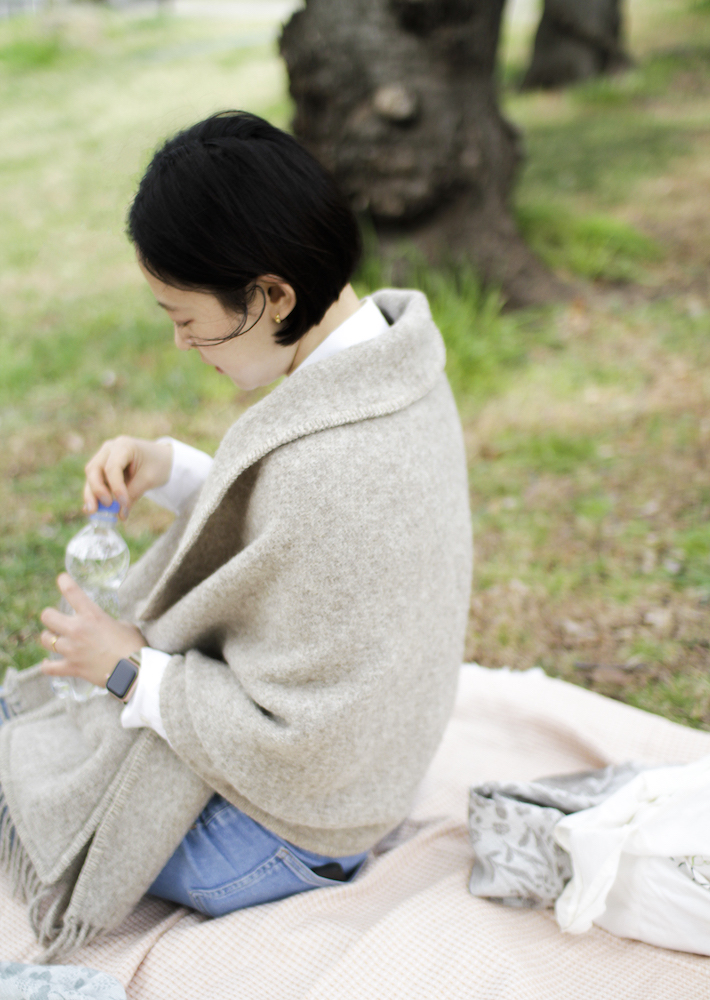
51, 500, 131, 702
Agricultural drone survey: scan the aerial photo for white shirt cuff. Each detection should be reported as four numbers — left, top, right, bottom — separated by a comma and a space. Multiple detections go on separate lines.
144, 437, 214, 514
120, 647, 171, 742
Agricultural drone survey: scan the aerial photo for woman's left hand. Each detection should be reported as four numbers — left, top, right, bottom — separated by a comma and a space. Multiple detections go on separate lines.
39, 574, 147, 689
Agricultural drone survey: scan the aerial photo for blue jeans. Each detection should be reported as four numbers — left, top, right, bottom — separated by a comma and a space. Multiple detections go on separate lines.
148, 794, 368, 917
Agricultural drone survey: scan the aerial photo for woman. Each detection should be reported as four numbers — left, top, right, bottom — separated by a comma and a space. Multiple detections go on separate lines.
0, 111, 472, 958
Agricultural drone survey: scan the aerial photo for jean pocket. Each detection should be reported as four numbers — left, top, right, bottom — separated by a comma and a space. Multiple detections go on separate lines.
188, 846, 344, 918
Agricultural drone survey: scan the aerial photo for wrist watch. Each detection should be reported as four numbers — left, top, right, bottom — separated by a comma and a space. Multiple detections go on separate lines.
106, 650, 142, 702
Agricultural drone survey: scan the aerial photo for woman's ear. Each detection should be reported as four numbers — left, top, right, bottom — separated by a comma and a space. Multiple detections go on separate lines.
258, 275, 297, 323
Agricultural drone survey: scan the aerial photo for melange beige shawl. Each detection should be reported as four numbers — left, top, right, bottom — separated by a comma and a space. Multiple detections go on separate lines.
0, 289, 472, 959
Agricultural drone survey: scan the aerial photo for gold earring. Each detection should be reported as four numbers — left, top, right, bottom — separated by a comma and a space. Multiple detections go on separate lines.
275, 314, 282, 324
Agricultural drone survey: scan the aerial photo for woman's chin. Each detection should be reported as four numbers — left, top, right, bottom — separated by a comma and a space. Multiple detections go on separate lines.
231, 370, 280, 392
230, 374, 260, 392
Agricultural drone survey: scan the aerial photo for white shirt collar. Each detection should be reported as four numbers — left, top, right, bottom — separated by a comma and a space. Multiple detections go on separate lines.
295, 297, 390, 374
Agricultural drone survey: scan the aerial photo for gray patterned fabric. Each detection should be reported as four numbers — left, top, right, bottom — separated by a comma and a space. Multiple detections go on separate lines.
468, 763, 647, 908
0, 963, 125, 1000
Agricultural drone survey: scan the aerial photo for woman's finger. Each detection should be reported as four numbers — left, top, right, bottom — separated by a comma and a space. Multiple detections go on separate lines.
40, 658, 72, 676
39, 628, 64, 655
84, 442, 114, 509
38, 632, 73, 674
57, 573, 99, 617
40, 606, 71, 634
83, 478, 102, 514
103, 438, 137, 508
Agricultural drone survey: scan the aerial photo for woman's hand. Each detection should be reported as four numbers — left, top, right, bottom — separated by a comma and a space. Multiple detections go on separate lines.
39, 574, 147, 688
84, 436, 173, 518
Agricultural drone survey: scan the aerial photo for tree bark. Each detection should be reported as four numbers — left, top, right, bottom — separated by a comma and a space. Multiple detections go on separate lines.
280, 0, 563, 307
522, 0, 631, 90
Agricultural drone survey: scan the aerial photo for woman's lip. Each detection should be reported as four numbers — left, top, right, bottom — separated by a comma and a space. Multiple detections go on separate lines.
202, 357, 223, 374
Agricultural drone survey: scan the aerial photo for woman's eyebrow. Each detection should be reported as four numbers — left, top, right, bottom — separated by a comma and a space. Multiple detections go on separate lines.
156, 301, 190, 315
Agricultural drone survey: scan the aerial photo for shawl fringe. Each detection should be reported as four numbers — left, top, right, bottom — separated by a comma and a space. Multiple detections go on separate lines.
34, 916, 103, 964
0, 787, 101, 963
0, 790, 42, 905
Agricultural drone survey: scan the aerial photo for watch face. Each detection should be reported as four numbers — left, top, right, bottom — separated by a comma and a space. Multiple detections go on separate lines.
107, 659, 138, 700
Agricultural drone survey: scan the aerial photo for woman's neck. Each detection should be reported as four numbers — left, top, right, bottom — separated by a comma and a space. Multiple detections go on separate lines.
288, 284, 362, 374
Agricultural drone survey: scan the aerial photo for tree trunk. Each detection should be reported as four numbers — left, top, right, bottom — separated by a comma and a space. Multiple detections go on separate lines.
279, 0, 563, 307
522, 0, 631, 90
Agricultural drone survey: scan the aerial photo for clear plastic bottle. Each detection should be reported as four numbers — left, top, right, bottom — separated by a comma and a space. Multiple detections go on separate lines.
51, 500, 131, 702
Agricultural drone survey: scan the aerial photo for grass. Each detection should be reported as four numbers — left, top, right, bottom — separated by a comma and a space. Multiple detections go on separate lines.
516, 204, 662, 282
2, 1, 710, 730
355, 247, 552, 406
0, 32, 65, 70
0, 4, 289, 674
469, 0, 710, 724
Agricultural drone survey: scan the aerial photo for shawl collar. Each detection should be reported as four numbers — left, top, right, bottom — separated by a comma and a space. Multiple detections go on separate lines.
139, 289, 445, 622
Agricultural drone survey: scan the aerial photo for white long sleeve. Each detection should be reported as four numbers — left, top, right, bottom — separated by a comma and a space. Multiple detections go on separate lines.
120, 647, 170, 741
122, 438, 211, 741
144, 437, 214, 514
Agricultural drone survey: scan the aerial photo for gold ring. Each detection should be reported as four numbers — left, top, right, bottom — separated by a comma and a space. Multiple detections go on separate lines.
51, 634, 58, 652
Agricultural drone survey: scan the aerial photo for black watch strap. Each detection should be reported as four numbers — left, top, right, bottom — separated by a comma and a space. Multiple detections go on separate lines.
106, 651, 141, 701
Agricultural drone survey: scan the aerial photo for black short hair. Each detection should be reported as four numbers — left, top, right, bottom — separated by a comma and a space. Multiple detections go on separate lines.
127, 111, 362, 346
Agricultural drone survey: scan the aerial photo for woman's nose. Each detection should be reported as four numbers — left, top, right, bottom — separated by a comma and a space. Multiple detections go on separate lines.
174, 325, 190, 351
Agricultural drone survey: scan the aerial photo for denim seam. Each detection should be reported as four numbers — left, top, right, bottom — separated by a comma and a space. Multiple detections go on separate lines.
200, 801, 232, 828
187, 846, 339, 911
188, 851, 284, 906
276, 847, 342, 887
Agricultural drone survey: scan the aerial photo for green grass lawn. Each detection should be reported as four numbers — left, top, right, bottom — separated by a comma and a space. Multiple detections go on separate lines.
2, 0, 710, 729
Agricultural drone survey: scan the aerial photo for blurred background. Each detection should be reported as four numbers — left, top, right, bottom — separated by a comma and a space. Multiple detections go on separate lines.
2, 0, 710, 729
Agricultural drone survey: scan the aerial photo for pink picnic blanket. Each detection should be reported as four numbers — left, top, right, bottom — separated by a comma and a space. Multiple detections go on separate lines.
3, 665, 710, 999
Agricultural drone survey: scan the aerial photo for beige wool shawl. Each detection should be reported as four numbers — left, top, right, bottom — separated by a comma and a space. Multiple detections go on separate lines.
0, 289, 472, 959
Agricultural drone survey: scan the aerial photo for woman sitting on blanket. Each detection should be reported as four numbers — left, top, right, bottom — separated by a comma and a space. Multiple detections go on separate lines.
3, 111, 471, 953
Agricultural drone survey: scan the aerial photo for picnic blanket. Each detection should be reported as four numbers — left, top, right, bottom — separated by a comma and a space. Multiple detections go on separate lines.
3, 664, 710, 1000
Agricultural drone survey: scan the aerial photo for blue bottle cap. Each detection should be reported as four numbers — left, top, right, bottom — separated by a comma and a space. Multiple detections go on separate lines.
96, 500, 121, 516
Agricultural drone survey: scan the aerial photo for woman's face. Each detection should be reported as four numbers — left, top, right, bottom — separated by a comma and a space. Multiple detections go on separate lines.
139, 263, 298, 391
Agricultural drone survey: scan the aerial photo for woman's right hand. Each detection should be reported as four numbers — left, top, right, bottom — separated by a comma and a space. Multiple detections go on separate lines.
83, 436, 173, 518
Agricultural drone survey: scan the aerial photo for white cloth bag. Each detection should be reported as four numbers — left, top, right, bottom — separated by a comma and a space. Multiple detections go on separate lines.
554, 755, 710, 955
